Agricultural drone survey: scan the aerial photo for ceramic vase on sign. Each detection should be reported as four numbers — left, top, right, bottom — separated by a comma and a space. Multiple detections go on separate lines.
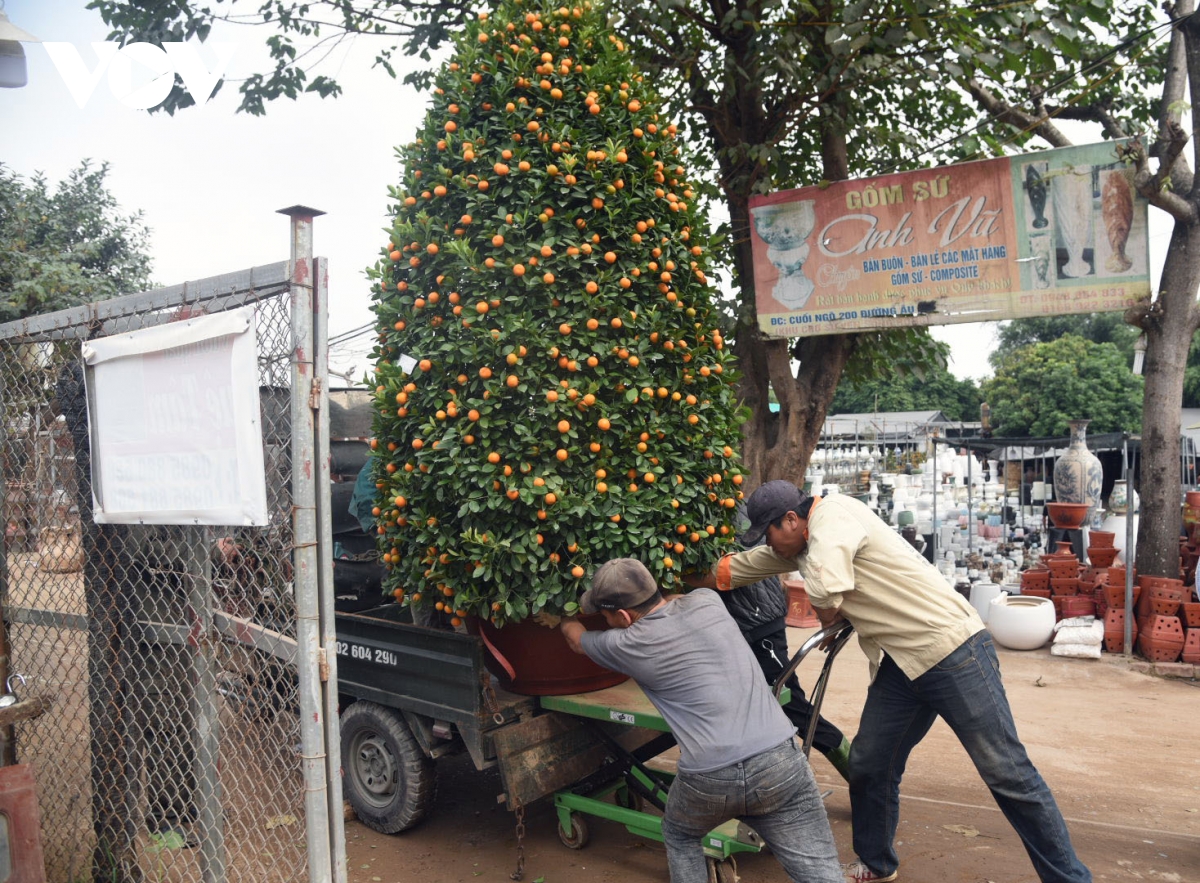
1053, 419, 1103, 510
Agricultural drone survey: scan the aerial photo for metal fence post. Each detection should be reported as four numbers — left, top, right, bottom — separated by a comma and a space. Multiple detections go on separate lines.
187, 525, 226, 881
312, 256, 348, 883
279, 205, 333, 883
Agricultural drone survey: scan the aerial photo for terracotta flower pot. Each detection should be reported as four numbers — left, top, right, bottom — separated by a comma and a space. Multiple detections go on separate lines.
1136, 582, 1186, 618
783, 578, 820, 628
1047, 502, 1091, 530
1137, 632, 1184, 663
1142, 614, 1185, 639
1050, 577, 1080, 596
1178, 602, 1200, 629
1102, 583, 1134, 609
1103, 608, 1137, 653
468, 613, 629, 696
1087, 546, 1118, 568
1137, 575, 1184, 593
1088, 530, 1116, 548
1182, 630, 1200, 665
1148, 597, 1182, 618
1105, 565, 1132, 586
1021, 570, 1050, 592
1048, 561, 1079, 580
1060, 596, 1096, 619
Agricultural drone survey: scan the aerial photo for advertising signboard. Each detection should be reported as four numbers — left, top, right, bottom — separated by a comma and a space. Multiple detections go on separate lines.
749, 141, 1150, 337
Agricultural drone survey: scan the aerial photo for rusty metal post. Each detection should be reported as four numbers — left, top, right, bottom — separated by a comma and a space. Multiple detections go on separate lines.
277, 205, 334, 883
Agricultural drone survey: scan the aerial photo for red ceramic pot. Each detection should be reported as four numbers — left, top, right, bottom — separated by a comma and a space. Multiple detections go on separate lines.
1088, 530, 1116, 548
1050, 577, 1080, 596
1051, 561, 1080, 583
1137, 575, 1184, 594
1103, 608, 1138, 653
1182, 630, 1200, 664
1179, 602, 1200, 629
1021, 570, 1050, 591
1137, 632, 1184, 663
468, 613, 629, 696
1047, 502, 1090, 530
1087, 546, 1118, 568
1136, 583, 1186, 618
1060, 596, 1095, 619
1141, 614, 1185, 639
1106, 565, 1133, 586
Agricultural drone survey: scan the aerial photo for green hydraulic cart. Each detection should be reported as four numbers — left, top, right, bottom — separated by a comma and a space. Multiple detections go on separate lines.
333, 602, 854, 881
539, 620, 856, 880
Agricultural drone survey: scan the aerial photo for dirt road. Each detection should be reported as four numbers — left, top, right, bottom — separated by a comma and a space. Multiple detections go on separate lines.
345, 627, 1200, 883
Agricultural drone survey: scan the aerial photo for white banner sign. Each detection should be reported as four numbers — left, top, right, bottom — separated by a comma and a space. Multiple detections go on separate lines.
82, 308, 268, 525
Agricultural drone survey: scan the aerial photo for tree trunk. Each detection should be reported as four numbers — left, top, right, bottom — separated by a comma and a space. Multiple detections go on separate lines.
1134, 223, 1200, 576
726, 39, 857, 493
1131, 1, 1200, 577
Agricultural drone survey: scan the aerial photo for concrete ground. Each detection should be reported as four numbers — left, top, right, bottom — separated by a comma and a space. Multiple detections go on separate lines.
345, 625, 1200, 883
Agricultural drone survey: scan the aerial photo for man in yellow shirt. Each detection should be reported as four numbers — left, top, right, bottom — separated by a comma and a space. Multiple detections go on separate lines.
689, 480, 1091, 883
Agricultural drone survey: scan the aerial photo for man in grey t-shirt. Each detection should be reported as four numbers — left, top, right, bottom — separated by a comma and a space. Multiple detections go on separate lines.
560, 558, 842, 883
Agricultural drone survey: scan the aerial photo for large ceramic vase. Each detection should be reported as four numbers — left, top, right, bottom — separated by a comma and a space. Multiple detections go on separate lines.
1053, 419, 1103, 512
1107, 479, 1137, 515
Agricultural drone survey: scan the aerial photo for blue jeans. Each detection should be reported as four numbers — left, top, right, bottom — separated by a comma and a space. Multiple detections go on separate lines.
661, 738, 842, 883
849, 631, 1091, 883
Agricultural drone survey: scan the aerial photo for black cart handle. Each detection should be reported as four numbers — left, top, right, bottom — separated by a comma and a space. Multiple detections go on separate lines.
773, 620, 855, 757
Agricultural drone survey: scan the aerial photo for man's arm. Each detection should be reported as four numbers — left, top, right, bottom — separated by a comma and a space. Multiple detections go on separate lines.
685, 546, 796, 592
815, 602, 846, 628
560, 617, 587, 655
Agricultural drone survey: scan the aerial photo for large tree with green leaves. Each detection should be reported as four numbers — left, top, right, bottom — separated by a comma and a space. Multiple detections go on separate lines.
0, 161, 154, 321
996, 316, 1200, 411
980, 335, 1143, 437
992, 315, 1141, 371
90, 0, 1163, 495
831, 366, 981, 422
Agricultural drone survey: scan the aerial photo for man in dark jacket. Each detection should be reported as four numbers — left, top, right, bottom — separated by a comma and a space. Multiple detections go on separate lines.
720, 537, 851, 780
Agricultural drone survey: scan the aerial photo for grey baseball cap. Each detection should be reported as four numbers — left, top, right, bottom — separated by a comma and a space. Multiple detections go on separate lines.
579, 558, 658, 613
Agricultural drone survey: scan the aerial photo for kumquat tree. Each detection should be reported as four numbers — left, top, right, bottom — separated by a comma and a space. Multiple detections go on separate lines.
368, 0, 747, 626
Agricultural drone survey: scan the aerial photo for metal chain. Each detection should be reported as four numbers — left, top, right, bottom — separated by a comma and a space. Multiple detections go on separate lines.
510, 801, 526, 881
480, 671, 506, 725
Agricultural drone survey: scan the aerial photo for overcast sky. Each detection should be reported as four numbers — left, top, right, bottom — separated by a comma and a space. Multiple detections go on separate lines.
0, 1, 1171, 384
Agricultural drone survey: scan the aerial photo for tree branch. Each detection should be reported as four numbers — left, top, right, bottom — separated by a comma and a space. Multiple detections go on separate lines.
1125, 131, 1200, 224
1155, 0, 1192, 159
1045, 103, 1127, 140
965, 78, 1072, 148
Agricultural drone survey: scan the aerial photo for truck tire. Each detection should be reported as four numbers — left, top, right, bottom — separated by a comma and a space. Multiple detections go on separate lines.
341, 700, 436, 833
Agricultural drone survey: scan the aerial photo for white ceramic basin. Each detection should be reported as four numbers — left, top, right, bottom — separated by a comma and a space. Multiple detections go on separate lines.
987, 595, 1055, 651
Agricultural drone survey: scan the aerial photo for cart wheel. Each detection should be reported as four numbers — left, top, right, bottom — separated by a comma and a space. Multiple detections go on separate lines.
341, 700, 436, 834
706, 856, 739, 883
557, 812, 589, 849
615, 786, 645, 812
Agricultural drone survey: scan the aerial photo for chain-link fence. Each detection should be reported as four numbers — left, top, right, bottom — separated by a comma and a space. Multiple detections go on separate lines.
0, 242, 343, 882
